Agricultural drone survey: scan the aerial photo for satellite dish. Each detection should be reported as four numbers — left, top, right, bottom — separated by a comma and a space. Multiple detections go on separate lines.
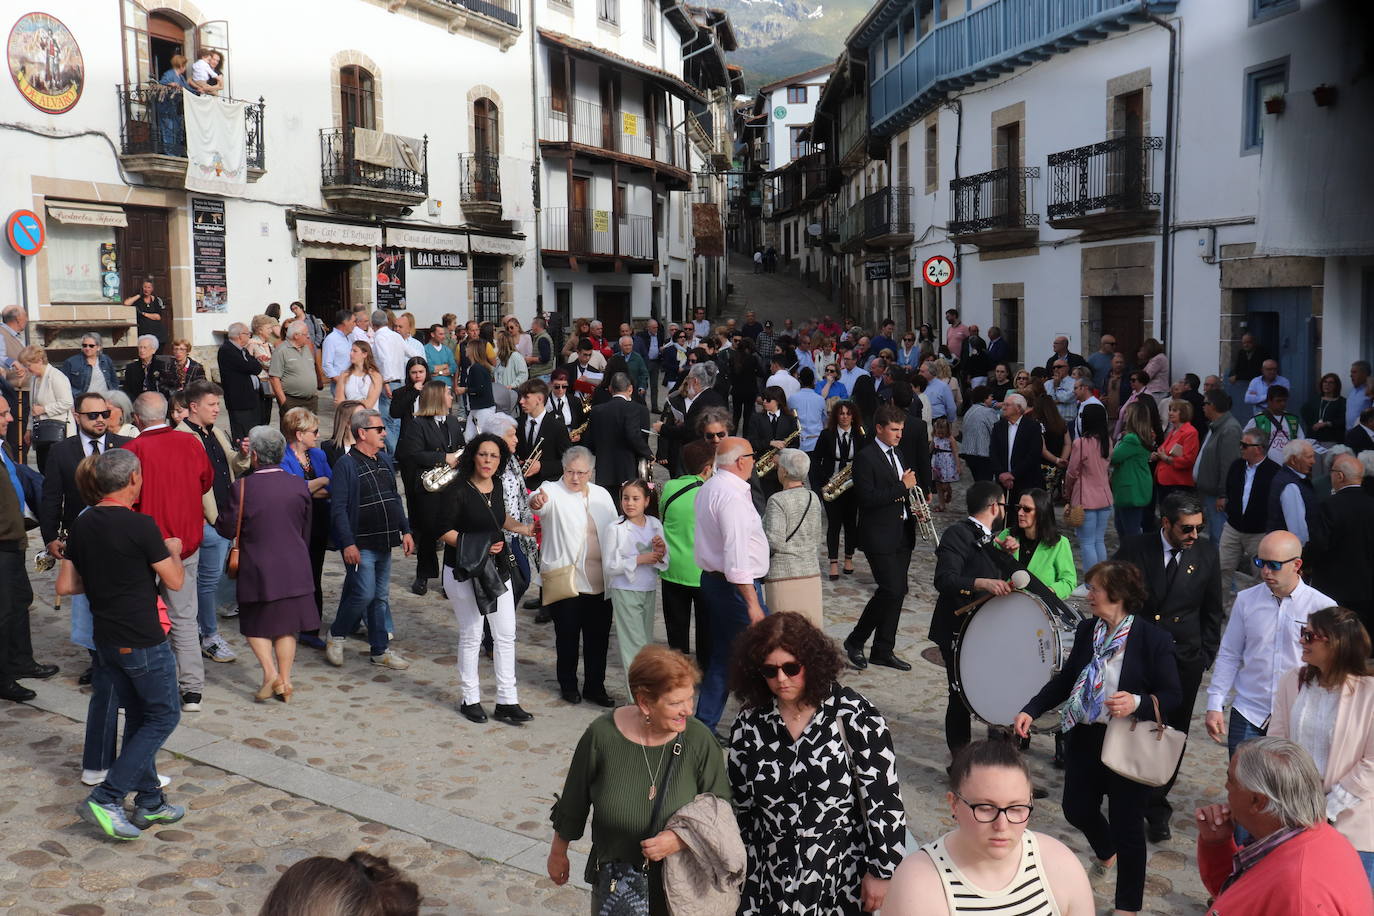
806, 223, 823, 237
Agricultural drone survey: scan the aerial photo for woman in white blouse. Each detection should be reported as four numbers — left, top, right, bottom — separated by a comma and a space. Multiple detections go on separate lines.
18, 345, 74, 474
1269, 606, 1374, 880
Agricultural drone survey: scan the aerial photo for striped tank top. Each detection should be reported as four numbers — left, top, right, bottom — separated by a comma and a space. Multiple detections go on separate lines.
921, 830, 1061, 915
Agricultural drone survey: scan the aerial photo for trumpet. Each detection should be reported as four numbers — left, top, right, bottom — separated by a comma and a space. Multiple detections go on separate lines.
521, 441, 544, 478
420, 449, 464, 492
754, 428, 800, 478
821, 463, 854, 501
908, 484, 941, 544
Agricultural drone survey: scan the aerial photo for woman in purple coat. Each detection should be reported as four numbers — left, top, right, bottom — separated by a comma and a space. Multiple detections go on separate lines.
215, 425, 318, 702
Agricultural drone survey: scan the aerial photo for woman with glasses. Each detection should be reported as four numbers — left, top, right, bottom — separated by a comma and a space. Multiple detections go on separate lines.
811, 400, 868, 580
545, 369, 585, 437
816, 362, 849, 402
728, 613, 907, 915
60, 333, 119, 397
17, 344, 74, 474
811, 333, 838, 377
884, 740, 1093, 913
996, 487, 1077, 601
1270, 606, 1374, 883
1152, 399, 1200, 502
895, 333, 921, 371
280, 408, 332, 650
1013, 369, 1038, 404
1014, 560, 1180, 916
503, 317, 532, 360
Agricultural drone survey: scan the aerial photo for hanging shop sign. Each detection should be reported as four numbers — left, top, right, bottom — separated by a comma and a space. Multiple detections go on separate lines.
409, 249, 467, 270
376, 247, 406, 309
386, 226, 465, 252
7, 13, 84, 114
192, 198, 227, 313
46, 203, 127, 227
295, 219, 382, 247
864, 260, 890, 281
467, 232, 526, 257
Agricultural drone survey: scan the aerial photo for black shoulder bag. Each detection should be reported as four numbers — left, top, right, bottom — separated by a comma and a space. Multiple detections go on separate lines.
594, 740, 682, 916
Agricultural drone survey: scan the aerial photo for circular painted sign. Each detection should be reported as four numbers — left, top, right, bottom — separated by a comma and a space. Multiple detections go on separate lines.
6, 209, 45, 257
7, 12, 84, 114
773, 106, 787, 120
922, 254, 955, 287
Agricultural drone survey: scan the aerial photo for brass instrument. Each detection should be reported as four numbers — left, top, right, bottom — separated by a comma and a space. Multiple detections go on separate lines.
420, 449, 464, 493
754, 427, 800, 478
521, 441, 544, 478
637, 457, 654, 489
908, 484, 941, 544
34, 546, 57, 573
570, 420, 589, 439
821, 463, 854, 501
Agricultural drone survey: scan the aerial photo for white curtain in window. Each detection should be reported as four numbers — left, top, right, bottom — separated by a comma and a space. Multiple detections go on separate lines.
48, 222, 115, 303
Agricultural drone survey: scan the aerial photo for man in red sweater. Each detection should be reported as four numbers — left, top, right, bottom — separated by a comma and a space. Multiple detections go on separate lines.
123, 393, 213, 712
1196, 736, 1373, 915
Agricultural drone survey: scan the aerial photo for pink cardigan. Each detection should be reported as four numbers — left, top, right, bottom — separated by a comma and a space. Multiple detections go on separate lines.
1270, 668, 1374, 852
1066, 436, 1113, 509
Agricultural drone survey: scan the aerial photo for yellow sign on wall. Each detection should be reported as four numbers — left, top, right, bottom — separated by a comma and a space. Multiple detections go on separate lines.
622, 113, 638, 136
592, 210, 610, 232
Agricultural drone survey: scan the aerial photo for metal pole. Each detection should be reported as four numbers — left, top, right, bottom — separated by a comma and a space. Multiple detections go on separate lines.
18, 255, 30, 344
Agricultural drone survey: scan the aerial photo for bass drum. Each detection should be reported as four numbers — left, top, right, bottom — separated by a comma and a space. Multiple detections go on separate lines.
952, 591, 1081, 727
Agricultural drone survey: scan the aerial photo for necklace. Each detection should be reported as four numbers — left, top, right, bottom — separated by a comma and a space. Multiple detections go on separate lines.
778, 701, 813, 727
638, 718, 668, 801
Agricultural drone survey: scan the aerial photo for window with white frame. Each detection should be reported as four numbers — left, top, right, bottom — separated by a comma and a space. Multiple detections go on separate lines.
598, 0, 618, 25
643, 0, 656, 44
1242, 58, 1287, 153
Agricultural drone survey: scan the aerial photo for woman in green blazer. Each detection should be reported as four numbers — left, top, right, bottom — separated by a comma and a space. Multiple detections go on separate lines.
995, 487, 1077, 600
1110, 400, 1156, 539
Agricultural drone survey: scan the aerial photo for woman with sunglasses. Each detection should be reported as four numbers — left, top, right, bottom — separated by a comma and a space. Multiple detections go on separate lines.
884, 740, 1093, 914
728, 613, 907, 915
1270, 606, 1374, 882
815, 362, 849, 401
60, 333, 119, 397
996, 487, 1077, 601
895, 332, 921, 371
1014, 560, 1180, 916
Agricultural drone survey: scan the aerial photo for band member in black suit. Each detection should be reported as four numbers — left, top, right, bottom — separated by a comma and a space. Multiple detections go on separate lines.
654, 362, 726, 476
1113, 488, 1222, 841
930, 480, 1014, 754
545, 369, 586, 440
514, 378, 572, 489
1346, 405, 1374, 453
843, 404, 918, 673
989, 392, 1044, 506
810, 399, 869, 580
395, 380, 465, 597
1303, 453, 1374, 636
890, 379, 935, 496
218, 323, 263, 442
746, 385, 799, 497
585, 372, 652, 504
38, 392, 131, 558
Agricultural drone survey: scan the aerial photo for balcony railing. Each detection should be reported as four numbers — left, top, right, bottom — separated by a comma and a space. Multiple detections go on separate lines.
443, 0, 519, 26
539, 98, 687, 169
1047, 135, 1162, 222
949, 167, 1040, 236
320, 127, 428, 196
837, 100, 866, 160
117, 84, 265, 170
460, 152, 502, 203
861, 186, 913, 240
543, 207, 653, 259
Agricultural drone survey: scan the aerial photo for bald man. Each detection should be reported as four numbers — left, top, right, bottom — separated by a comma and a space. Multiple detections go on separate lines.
1304, 455, 1374, 636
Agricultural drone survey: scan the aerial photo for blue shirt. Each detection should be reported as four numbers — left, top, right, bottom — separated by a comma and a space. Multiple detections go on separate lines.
814, 380, 848, 400
839, 366, 869, 392
788, 388, 826, 452
925, 375, 958, 420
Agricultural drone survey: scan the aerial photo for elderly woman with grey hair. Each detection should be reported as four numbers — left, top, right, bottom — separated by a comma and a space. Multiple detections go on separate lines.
214, 426, 317, 702
104, 390, 139, 438
60, 332, 119, 396
761, 448, 824, 627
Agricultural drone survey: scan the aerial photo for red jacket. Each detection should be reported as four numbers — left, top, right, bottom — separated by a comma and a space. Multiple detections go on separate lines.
122, 426, 213, 558
1199, 823, 1373, 915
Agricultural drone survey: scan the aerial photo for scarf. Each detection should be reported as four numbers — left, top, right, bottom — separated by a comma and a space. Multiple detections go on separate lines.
1060, 615, 1133, 732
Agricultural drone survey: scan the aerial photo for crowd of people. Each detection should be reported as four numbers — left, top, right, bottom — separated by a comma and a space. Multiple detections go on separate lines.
2, 297, 1374, 913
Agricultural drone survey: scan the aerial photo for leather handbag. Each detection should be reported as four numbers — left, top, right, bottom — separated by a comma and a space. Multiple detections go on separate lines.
541, 564, 579, 605
1063, 504, 1086, 528
225, 478, 245, 579
32, 418, 65, 445
592, 740, 681, 916
1101, 694, 1186, 787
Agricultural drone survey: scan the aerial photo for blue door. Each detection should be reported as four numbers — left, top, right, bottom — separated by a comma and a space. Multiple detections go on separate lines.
1242, 287, 1315, 409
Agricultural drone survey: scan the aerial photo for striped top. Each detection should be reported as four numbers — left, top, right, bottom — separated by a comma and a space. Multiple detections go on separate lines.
921, 830, 1060, 916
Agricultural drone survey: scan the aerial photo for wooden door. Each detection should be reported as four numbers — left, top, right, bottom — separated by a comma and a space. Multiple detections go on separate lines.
600, 72, 617, 151
1098, 295, 1144, 371
1112, 90, 1145, 205
570, 176, 590, 252
595, 289, 631, 333
120, 206, 172, 351
995, 122, 1021, 222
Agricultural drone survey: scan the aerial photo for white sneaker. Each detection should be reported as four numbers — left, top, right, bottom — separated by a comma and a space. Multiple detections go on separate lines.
325, 637, 344, 667
1070, 584, 1090, 599
81, 769, 171, 788
370, 649, 410, 670
200, 634, 237, 663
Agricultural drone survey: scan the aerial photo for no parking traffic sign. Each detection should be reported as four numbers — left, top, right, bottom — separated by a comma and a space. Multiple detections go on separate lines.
7, 210, 45, 257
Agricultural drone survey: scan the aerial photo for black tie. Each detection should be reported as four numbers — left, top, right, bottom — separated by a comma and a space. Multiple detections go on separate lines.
89, 438, 100, 456
528, 419, 536, 444
839, 432, 850, 460
554, 398, 563, 417
1166, 548, 1180, 588
888, 447, 901, 477
770, 414, 779, 437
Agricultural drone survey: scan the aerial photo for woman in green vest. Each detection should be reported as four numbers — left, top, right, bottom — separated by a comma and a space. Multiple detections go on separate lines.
1110, 400, 1156, 539
658, 438, 715, 671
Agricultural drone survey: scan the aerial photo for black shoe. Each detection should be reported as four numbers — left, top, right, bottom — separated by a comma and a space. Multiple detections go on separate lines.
869, 653, 912, 672
410, 577, 428, 597
843, 641, 868, 670
534, 609, 553, 624
493, 703, 533, 725
584, 690, 615, 708
78, 668, 93, 686
1051, 753, 1066, 770
1147, 819, 1172, 842
523, 596, 543, 610
0, 681, 36, 702
561, 688, 582, 704
13, 663, 58, 680
460, 703, 488, 723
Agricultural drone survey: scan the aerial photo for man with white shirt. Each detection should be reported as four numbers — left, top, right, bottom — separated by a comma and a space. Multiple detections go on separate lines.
369, 310, 407, 452
1243, 360, 1290, 414
837, 348, 869, 393
1219, 428, 1281, 591
321, 310, 355, 385
1071, 376, 1103, 437
691, 306, 711, 342
395, 313, 425, 360
348, 306, 372, 343
765, 355, 800, 399
1046, 360, 1077, 428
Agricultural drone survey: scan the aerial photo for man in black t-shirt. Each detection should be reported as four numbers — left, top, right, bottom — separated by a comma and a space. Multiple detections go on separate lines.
59, 448, 186, 840
123, 279, 168, 350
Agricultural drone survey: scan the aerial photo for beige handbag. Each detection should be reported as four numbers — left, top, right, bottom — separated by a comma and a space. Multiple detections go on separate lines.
1062, 504, 1086, 528
541, 564, 579, 605
1100, 695, 1187, 787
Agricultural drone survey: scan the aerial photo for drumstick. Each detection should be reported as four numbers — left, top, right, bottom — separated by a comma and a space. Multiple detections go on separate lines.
953, 571, 1030, 617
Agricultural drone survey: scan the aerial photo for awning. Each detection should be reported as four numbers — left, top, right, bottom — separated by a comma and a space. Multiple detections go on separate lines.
692, 203, 724, 257
468, 233, 527, 257
295, 219, 382, 247
386, 226, 466, 251
46, 202, 127, 228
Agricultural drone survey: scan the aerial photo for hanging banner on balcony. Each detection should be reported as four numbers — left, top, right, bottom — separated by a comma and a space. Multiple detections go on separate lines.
7, 12, 85, 114
621, 113, 638, 137
592, 210, 610, 234
183, 90, 249, 197
375, 247, 406, 310
192, 197, 228, 313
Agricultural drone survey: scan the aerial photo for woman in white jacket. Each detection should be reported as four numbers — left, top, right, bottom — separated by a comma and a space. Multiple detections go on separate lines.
529, 447, 620, 706
19, 344, 74, 474
603, 479, 670, 689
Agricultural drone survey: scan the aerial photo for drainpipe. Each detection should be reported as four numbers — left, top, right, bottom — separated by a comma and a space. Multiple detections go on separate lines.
1143, 0, 1177, 357
947, 98, 963, 321
529, 0, 545, 318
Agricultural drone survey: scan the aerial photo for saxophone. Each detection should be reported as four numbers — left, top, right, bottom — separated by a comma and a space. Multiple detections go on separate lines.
821, 463, 854, 501
570, 420, 589, 439
754, 427, 800, 478
420, 449, 464, 492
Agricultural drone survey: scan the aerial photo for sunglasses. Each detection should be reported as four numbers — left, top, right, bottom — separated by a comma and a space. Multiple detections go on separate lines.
1172, 524, 1203, 535
759, 661, 802, 680
1016, 505, 1035, 513
1254, 556, 1300, 572
1299, 627, 1327, 644
704, 431, 727, 440
360, 426, 385, 433
80, 410, 112, 420
551, 384, 568, 390
81, 343, 99, 349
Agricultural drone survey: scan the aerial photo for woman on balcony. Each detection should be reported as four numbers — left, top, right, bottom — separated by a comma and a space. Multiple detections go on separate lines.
156, 54, 195, 155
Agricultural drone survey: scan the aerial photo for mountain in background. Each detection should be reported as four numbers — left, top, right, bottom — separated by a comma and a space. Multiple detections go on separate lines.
718, 0, 871, 92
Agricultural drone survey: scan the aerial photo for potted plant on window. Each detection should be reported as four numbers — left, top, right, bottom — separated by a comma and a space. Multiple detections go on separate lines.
1312, 84, 1337, 107
1264, 93, 1286, 115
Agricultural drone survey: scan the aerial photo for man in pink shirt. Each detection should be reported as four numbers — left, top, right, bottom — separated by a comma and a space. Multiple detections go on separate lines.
945, 308, 968, 359
694, 436, 770, 736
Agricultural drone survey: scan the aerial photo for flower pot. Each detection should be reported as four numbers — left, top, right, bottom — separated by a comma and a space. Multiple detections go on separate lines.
1312, 84, 1337, 107
1264, 96, 1286, 115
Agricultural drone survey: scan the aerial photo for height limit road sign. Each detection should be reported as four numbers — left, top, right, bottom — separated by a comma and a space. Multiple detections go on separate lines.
922, 255, 954, 287
6, 210, 45, 257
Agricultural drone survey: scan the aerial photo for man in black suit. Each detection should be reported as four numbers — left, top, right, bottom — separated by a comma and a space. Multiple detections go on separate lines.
1217, 428, 1280, 590
989, 393, 1044, 505
514, 378, 571, 489
632, 318, 668, 411
586, 372, 652, 503
217, 322, 262, 442
39, 392, 131, 559
1346, 405, 1374, 454
843, 405, 919, 674
1304, 454, 1374, 636
1114, 489, 1222, 840
546, 370, 586, 439
654, 362, 726, 476
890, 380, 934, 496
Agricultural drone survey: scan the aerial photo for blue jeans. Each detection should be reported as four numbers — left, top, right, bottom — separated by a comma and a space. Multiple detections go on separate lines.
197, 523, 231, 638
695, 572, 768, 733
380, 388, 400, 454
331, 548, 393, 656
70, 593, 95, 652
1203, 499, 1226, 543
89, 641, 180, 811
1359, 851, 1374, 885
1228, 708, 1267, 845
1078, 507, 1111, 571
82, 648, 119, 772
1114, 505, 1146, 540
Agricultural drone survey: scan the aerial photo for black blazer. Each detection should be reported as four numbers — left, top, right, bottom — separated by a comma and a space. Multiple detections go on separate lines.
1114, 532, 1224, 667
548, 392, 586, 435
659, 387, 727, 445
809, 425, 870, 489
1304, 485, 1374, 611
395, 416, 464, 535
122, 356, 167, 400
1222, 457, 1281, 534
586, 396, 652, 491
515, 409, 571, 487
1346, 424, 1374, 454
989, 419, 1044, 492
745, 409, 799, 457
1022, 617, 1182, 723
217, 340, 261, 410
389, 384, 424, 442
929, 518, 1007, 650
852, 441, 915, 556
38, 432, 131, 543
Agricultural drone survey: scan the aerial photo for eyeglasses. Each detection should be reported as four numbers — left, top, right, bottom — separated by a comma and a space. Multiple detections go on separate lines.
550, 384, 568, 390
1172, 524, 1203, 535
704, 431, 727, 440
759, 661, 802, 680
81, 343, 98, 349
955, 793, 1034, 824
1299, 627, 1328, 644
1254, 556, 1300, 572
80, 410, 112, 420
360, 426, 385, 433
1016, 505, 1035, 513
1240, 442, 1262, 450
740, 452, 757, 461
565, 469, 592, 478
903, 337, 914, 342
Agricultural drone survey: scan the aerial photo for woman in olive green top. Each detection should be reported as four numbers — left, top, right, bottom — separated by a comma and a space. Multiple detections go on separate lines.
1110, 400, 1156, 540
549, 645, 730, 914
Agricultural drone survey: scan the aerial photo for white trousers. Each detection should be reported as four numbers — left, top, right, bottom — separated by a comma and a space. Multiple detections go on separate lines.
443, 567, 518, 705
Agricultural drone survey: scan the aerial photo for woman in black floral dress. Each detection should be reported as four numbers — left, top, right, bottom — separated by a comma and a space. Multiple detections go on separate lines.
727, 613, 908, 914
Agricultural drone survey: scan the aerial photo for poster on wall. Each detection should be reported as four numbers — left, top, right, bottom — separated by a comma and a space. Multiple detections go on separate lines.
7, 12, 84, 114
376, 247, 406, 309
192, 197, 228, 313
100, 242, 120, 302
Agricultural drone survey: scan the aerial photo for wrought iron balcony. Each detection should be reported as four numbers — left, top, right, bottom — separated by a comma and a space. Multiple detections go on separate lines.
861, 186, 913, 245
444, 0, 519, 27
539, 98, 689, 175
319, 127, 427, 216
460, 152, 502, 204
949, 167, 1040, 247
542, 207, 653, 259
1047, 135, 1162, 230
116, 84, 265, 188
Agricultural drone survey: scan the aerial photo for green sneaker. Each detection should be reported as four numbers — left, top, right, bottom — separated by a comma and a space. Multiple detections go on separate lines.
129, 802, 185, 829
78, 798, 141, 840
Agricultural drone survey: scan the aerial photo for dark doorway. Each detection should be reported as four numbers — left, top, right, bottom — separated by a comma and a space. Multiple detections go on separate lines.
119, 206, 172, 351
670, 278, 683, 324
1097, 295, 1144, 371
1243, 287, 1315, 407
148, 13, 187, 82
595, 288, 631, 332
305, 259, 352, 326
